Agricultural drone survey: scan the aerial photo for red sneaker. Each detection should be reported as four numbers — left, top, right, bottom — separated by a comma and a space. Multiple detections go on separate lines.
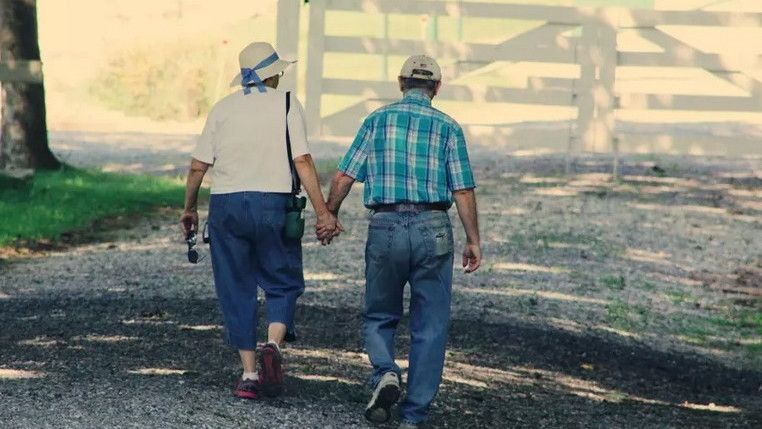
257, 343, 284, 397
232, 377, 259, 400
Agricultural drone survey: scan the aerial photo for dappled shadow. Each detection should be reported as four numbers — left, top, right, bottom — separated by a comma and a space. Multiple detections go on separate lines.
1, 154, 759, 428
514, 155, 760, 208
447, 315, 761, 402
1, 294, 760, 428
466, 155, 761, 368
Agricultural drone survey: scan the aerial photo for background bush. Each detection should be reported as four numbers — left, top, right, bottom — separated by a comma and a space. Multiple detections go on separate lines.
90, 39, 220, 121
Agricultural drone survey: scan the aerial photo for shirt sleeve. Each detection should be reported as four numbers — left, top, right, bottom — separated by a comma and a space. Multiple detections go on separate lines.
287, 92, 310, 158
337, 117, 371, 182
192, 106, 216, 164
445, 124, 476, 191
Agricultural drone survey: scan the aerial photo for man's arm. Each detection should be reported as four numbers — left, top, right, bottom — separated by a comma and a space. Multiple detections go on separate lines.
453, 188, 481, 273
326, 171, 356, 216
293, 154, 339, 243
180, 158, 210, 239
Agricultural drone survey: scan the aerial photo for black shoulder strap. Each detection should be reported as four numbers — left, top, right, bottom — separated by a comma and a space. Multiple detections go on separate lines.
285, 91, 301, 194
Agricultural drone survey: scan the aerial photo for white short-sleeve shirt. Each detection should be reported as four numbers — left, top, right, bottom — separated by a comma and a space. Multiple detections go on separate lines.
192, 88, 310, 194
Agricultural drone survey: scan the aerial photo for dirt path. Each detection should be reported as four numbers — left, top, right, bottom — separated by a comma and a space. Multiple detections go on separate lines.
1, 135, 761, 428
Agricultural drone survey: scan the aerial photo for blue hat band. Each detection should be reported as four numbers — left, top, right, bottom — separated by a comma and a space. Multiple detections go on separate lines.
241, 52, 280, 94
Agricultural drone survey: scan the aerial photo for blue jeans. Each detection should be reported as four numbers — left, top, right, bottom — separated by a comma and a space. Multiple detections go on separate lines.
364, 210, 454, 425
208, 192, 304, 350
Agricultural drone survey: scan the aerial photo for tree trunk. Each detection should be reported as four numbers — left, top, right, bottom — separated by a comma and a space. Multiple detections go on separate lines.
0, 0, 59, 170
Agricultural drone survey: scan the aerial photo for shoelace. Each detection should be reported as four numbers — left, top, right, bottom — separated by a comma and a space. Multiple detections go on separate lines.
238, 378, 257, 391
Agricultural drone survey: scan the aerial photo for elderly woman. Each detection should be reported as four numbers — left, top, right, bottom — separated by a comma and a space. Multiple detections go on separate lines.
181, 42, 339, 400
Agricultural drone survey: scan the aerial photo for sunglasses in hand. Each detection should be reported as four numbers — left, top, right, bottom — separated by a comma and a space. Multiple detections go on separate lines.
186, 230, 199, 264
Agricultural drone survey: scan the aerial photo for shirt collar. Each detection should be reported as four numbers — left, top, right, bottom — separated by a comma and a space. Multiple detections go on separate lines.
403, 89, 432, 106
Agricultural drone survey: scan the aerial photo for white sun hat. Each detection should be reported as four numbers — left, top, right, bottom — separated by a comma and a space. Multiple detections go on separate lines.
230, 42, 295, 93
399, 54, 441, 81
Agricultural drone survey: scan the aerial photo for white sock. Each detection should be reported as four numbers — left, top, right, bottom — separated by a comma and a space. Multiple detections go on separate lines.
242, 372, 257, 381
267, 341, 281, 353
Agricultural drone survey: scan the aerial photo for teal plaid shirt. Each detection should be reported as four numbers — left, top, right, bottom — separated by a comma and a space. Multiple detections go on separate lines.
338, 90, 476, 208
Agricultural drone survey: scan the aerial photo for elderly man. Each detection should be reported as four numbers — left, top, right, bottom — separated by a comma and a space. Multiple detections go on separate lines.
181, 42, 338, 400
325, 55, 481, 428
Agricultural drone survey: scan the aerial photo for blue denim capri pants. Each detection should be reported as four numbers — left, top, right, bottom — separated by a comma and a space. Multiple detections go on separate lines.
207, 191, 304, 350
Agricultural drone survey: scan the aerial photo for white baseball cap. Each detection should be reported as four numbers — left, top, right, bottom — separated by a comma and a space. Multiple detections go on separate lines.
399, 55, 441, 81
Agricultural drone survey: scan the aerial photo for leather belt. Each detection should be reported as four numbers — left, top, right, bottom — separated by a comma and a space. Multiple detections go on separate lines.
371, 203, 449, 213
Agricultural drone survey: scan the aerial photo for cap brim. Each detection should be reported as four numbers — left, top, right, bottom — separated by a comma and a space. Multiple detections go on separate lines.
400, 74, 440, 81
230, 59, 296, 88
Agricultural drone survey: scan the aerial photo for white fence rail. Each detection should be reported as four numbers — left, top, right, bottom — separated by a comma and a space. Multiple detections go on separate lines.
293, 0, 762, 159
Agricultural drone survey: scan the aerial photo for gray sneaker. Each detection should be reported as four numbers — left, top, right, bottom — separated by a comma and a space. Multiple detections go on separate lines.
365, 372, 400, 423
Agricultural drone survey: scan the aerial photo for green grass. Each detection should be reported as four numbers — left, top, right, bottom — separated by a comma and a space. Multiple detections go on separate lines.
606, 300, 649, 331
637, 280, 657, 291
510, 229, 622, 259
664, 290, 692, 305
707, 311, 762, 334
669, 308, 762, 357
0, 167, 200, 246
746, 342, 762, 357
601, 274, 626, 291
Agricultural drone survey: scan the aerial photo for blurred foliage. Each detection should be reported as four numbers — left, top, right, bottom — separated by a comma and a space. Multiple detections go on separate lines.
85, 3, 564, 121
313, 157, 341, 184
89, 40, 219, 120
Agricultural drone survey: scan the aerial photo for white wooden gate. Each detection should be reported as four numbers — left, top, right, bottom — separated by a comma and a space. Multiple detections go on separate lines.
294, 0, 762, 160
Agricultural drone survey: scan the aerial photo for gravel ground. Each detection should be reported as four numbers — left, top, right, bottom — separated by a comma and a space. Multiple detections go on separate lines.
0, 131, 761, 428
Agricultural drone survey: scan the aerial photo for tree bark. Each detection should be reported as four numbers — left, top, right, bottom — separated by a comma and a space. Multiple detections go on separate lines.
0, 0, 59, 170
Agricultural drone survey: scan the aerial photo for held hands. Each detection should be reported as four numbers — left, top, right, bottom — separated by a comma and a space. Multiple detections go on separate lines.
180, 209, 199, 239
462, 243, 481, 273
315, 212, 343, 245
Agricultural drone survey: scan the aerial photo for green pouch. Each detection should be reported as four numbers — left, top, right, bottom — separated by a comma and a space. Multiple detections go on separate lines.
285, 195, 307, 240
283, 92, 305, 241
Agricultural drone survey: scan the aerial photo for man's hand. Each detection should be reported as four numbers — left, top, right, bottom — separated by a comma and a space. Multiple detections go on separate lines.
453, 188, 481, 273
180, 210, 199, 239
316, 212, 343, 245
462, 243, 481, 273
